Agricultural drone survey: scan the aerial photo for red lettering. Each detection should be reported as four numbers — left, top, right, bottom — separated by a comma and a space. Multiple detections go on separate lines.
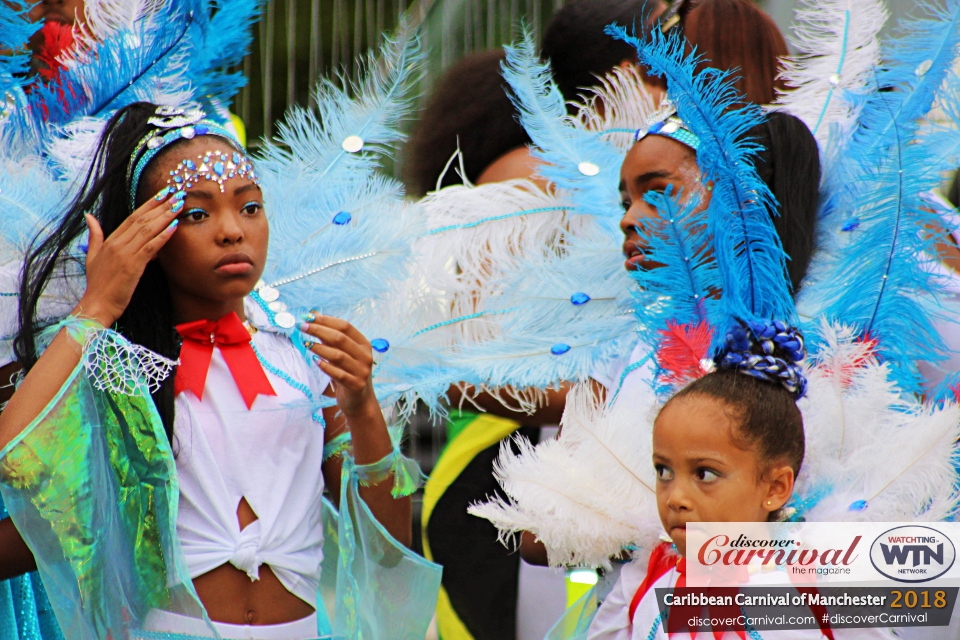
699, 535, 728, 565
842, 536, 862, 565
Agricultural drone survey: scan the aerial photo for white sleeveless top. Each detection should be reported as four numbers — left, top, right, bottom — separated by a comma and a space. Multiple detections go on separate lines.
173, 311, 331, 606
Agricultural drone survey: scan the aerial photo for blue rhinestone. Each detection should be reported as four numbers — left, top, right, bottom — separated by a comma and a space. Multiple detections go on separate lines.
185, 160, 196, 170
570, 292, 591, 306
233, 152, 241, 164
371, 339, 390, 353
195, 124, 209, 135
648, 121, 665, 134
174, 176, 183, 183
848, 500, 868, 511
214, 161, 225, 176
333, 211, 352, 225
841, 219, 860, 232
79, 241, 88, 254
550, 343, 571, 355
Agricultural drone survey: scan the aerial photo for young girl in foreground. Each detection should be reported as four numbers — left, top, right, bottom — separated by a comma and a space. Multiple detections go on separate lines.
588, 322, 893, 640
0, 102, 430, 639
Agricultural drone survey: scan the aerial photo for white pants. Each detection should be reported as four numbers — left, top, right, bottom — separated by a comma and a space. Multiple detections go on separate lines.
141, 609, 321, 639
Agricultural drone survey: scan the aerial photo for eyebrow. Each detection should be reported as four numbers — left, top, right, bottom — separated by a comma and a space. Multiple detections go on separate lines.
182, 183, 260, 200
234, 183, 260, 196
633, 169, 671, 187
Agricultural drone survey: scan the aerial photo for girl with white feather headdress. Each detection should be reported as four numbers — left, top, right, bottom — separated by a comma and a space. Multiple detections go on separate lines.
465, 3, 960, 637
0, 7, 443, 637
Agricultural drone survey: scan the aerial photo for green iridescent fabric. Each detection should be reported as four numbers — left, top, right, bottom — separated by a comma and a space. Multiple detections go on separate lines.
0, 361, 207, 639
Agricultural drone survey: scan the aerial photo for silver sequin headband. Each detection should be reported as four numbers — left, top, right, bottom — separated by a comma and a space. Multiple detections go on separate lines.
127, 106, 258, 210
635, 99, 701, 151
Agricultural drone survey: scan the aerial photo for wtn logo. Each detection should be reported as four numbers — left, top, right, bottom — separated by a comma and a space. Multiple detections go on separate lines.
871, 526, 956, 583
880, 543, 944, 567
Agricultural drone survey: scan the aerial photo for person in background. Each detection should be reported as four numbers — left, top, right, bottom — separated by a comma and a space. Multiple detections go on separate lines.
404, 3, 662, 638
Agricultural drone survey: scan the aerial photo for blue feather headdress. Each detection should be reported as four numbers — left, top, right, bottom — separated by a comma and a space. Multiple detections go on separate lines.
797, 0, 960, 393
629, 187, 721, 332
609, 25, 795, 342
2, 0, 259, 161
500, 31, 627, 220
251, 27, 427, 405
0, 2, 40, 99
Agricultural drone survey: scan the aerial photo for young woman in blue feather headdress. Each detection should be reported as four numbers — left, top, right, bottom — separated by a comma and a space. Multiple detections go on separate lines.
0, 99, 441, 639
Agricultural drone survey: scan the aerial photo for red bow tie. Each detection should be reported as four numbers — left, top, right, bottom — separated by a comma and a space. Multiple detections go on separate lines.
175, 311, 276, 409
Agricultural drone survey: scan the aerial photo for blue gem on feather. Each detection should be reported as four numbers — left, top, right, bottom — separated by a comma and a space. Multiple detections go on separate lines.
371, 339, 390, 353
550, 343, 571, 355
570, 292, 591, 306
841, 219, 860, 232
848, 500, 868, 512
333, 211, 352, 225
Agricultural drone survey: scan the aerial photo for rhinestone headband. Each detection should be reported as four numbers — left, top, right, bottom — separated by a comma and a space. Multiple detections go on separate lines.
166, 149, 259, 195
127, 106, 252, 210
635, 99, 701, 152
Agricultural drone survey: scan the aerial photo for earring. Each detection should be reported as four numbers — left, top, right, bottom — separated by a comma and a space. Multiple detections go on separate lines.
766, 500, 772, 506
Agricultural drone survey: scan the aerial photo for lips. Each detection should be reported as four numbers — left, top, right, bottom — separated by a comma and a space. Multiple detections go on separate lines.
622, 238, 649, 270
214, 252, 255, 276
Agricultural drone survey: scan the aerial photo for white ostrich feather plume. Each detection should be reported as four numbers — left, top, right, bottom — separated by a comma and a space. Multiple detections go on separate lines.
469, 380, 662, 569
774, 0, 887, 151
570, 65, 660, 152
796, 321, 960, 523
415, 177, 585, 343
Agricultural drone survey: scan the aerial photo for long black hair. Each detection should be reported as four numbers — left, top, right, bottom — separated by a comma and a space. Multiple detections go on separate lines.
749, 111, 821, 292
16, 102, 186, 442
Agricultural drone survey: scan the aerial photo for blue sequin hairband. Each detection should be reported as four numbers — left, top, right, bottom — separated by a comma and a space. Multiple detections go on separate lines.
635, 100, 701, 152
126, 106, 258, 211
713, 320, 807, 399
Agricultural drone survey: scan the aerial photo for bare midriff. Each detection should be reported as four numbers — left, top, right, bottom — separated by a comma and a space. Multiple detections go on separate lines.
193, 563, 315, 625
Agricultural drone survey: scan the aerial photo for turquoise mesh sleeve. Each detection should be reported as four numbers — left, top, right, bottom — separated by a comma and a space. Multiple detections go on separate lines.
330, 458, 442, 639
0, 361, 213, 640
545, 587, 598, 640
0, 494, 64, 640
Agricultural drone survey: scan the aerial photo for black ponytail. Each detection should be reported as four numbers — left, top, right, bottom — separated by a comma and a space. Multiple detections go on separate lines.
16, 102, 181, 443
748, 111, 821, 293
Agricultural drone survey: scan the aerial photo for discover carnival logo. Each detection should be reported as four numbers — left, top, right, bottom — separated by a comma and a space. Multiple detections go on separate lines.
869, 526, 956, 583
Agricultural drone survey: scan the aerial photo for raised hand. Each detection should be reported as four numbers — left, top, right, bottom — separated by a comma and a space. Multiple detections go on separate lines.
78, 188, 183, 326
299, 314, 377, 419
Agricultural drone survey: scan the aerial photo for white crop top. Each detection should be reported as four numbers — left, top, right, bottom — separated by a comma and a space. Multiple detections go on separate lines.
173, 310, 331, 607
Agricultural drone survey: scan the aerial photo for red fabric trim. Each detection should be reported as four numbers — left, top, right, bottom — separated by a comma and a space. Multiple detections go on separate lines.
629, 542, 679, 623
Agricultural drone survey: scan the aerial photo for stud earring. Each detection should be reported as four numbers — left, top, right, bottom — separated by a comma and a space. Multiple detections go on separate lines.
766, 500, 772, 506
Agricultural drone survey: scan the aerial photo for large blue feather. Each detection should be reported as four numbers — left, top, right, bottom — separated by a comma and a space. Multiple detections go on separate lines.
799, 0, 960, 392
630, 187, 721, 332
610, 26, 795, 334
190, 0, 261, 105
255, 28, 426, 406
501, 32, 626, 220
0, 2, 40, 97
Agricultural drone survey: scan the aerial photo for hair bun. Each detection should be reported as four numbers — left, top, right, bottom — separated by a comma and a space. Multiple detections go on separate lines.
716, 320, 807, 399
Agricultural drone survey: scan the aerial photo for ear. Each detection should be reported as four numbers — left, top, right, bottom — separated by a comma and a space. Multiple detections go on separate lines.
762, 464, 795, 515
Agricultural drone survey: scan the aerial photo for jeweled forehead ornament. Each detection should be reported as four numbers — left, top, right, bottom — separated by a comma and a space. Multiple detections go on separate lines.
167, 149, 259, 194
127, 105, 257, 210
634, 98, 701, 152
